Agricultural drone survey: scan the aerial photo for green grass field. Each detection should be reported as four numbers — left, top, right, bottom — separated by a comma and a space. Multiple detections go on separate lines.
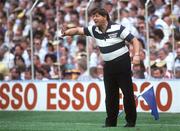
0, 111, 180, 131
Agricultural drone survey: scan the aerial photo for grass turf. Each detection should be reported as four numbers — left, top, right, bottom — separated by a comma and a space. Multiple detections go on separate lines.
0, 111, 180, 131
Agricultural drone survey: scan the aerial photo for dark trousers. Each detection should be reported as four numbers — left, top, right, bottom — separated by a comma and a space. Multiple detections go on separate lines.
103, 53, 137, 126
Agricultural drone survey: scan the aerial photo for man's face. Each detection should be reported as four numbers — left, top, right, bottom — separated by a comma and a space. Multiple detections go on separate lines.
176, 48, 180, 57
92, 13, 106, 27
24, 71, 31, 80
34, 38, 42, 50
11, 68, 19, 80
152, 69, 163, 78
158, 50, 166, 60
175, 70, 180, 78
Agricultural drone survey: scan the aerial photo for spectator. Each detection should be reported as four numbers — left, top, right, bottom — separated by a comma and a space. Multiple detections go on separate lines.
77, 57, 92, 81
51, 62, 62, 80
63, 69, 73, 80
129, 5, 138, 26
132, 61, 146, 79
97, 64, 103, 80
150, 15, 171, 48
64, 36, 77, 57
151, 67, 164, 79
71, 69, 81, 80
35, 68, 48, 80
47, 42, 54, 54
172, 0, 180, 17
41, 64, 51, 79
56, 10, 65, 26
0, 45, 14, 69
52, 40, 62, 57
59, 55, 69, 79
19, 37, 31, 67
4, 19, 14, 48
33, 35, 47, 63
155, 60, 171, 78
69, 10, 81, 26
174, 47, 180, 68
64, 2, 74, 22
0, 62, 9, 81
14, 54, 26, 72
152, 0, 166, 18
152, 28, 164, 50
118, 8, 138, 37
175, 66, 180, 78
76, 37, 86, 54
104, 1, 114, 18
13, 44, 24, 56
10, 66, 21, 80
33, 55, 42, 69
89, 66, 101, 80
163, 4, 171, 18
0, 27, 5, 47
137, 22, 146, 48
157, 48, 173, 73
139, 49, 147, 68
24, 66, 32, 80
44, 53, 57, 77
89, 46, 102, 68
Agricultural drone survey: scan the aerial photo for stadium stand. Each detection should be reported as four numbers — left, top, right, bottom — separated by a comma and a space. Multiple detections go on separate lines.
0, 0, 179, 81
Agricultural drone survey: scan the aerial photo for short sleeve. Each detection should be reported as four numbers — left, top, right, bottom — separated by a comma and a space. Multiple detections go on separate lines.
119, 25, 134, 42
84, 27, 92, 36
125, 33, 134, 42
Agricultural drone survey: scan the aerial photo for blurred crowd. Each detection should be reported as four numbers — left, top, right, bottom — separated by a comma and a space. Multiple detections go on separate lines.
0, 0, 179, 81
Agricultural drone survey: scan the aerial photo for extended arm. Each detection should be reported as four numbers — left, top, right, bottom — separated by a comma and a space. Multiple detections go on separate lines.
130, 37, 141, 65
62, 27, 85, 36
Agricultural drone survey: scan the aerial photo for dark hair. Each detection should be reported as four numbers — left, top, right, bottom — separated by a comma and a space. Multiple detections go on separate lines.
70, 10, 79, 19
91, 8, 110, 21
153, 67, 163, 74
44, 53, 57, 63
137, 15, 145, 21
153, 29, 164, 39
77, 37, 86, 46
11, 66, 21, 75
36, 68, 44, 76
14, 55, 25, 64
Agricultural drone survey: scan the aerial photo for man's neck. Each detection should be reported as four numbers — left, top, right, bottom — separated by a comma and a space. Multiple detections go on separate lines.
99, 21, 108, 33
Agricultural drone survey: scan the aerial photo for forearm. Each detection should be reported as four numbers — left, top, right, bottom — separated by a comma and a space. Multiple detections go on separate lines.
64, 28, 79, 36
64, 27, 84, 36
132, 38, 141, 56
131, 38, 141, 65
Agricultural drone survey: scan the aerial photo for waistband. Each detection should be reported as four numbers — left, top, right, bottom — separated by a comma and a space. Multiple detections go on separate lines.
104, 52, 129, 64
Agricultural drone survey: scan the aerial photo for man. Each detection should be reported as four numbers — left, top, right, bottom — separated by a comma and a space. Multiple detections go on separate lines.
61, 8, 140, 127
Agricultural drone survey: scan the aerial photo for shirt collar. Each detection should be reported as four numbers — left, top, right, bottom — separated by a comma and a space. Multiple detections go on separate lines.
107, 21, 114, 30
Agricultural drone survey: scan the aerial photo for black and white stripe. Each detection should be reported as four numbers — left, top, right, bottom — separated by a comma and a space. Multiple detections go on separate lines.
84, 22, 134, 61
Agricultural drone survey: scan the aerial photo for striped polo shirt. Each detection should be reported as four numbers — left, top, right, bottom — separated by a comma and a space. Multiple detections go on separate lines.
84, 21, 134, 61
